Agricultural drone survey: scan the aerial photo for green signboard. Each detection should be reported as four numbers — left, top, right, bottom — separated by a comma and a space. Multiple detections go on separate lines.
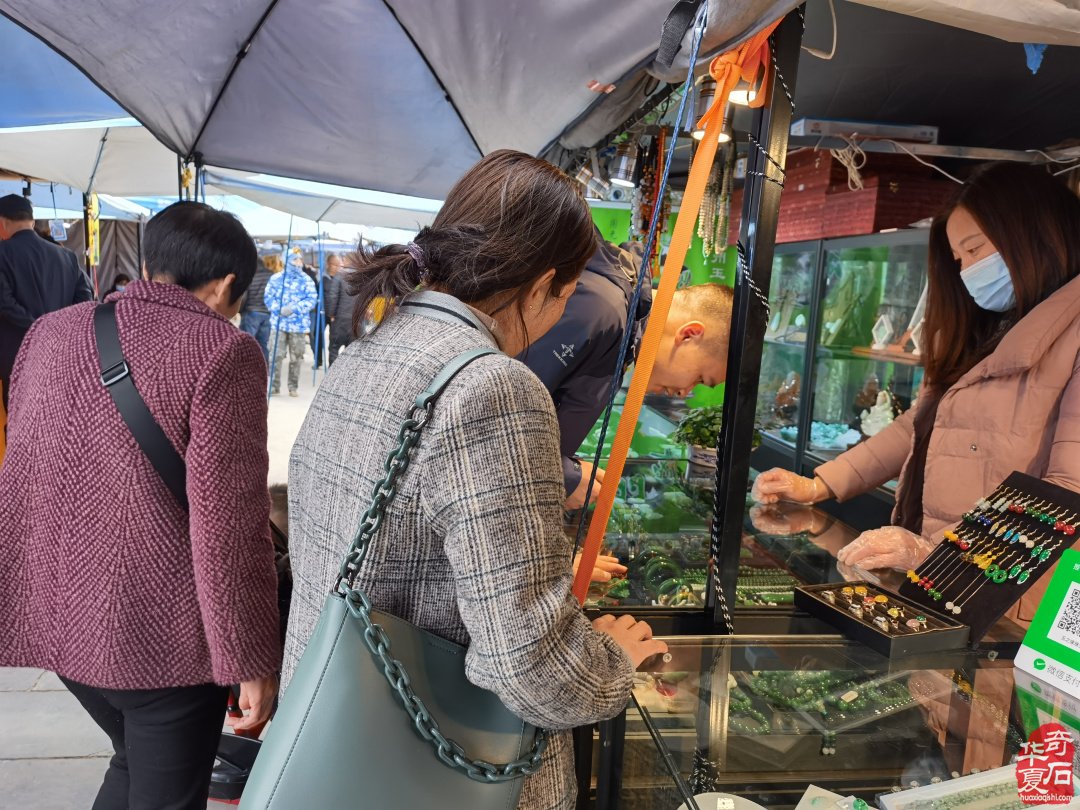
1016, 549, 1080, 698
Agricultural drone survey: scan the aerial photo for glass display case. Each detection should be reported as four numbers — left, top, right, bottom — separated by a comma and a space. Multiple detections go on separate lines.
806, 233, 928, 488
757, 241, 821, 464
753, 231, 929, 514
589, 635, 1026, 810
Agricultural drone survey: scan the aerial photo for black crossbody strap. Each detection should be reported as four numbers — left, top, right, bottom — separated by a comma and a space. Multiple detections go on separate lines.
93, 303, 189, 510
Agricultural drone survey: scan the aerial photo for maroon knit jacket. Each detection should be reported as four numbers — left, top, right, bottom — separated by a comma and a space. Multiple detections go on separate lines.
0, 280, 281, 689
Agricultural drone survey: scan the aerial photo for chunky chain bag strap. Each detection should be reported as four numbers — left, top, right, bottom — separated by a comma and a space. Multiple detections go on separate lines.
333, 346, 548, 782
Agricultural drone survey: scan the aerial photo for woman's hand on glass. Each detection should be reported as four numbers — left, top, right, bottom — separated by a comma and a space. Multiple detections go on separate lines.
836, 525, 937, 571
751, 468, 829, 505
573, 551, 627, 583
592, 613, 668, 669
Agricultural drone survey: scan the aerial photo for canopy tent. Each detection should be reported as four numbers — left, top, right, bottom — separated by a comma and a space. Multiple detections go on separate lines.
0, 120, 181, 196
202, 172, 441, 231
3, 1, 1079, 201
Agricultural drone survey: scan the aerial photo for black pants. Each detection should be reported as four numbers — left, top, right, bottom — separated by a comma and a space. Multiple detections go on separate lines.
61, 677, 228, 810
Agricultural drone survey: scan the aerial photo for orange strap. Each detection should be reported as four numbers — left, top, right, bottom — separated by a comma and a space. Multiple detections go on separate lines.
573, 20, 782, 603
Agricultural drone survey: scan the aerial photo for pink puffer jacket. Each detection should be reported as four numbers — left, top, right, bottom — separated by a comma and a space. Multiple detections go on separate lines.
817, 273, 1080, 624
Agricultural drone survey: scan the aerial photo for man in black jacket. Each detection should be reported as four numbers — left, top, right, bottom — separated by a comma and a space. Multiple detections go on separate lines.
521, 231, 732, 510
0, 195, 93, 410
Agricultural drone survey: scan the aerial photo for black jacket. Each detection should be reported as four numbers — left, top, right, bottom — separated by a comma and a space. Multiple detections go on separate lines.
328, 275, 357, 344
519, 237, 652, 495
241, 263, 273, 315
0, 229, 93, 381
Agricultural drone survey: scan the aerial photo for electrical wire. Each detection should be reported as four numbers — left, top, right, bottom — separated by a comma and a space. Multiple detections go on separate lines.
883, 139, 965, 184
801, 0, 837, 60
830, 135, 867, 190
1026, 148, 1080, 164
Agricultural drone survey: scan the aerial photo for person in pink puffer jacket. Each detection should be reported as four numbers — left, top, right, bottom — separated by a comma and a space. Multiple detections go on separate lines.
754, 162, 1080, 625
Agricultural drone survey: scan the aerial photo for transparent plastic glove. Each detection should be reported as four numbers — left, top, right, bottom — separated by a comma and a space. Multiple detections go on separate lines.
835, 526, 937, 571
751, 468, 824, 505
279, 305, 295, 317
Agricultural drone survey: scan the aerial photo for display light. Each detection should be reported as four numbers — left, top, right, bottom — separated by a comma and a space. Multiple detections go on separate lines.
608, 144, 638, 188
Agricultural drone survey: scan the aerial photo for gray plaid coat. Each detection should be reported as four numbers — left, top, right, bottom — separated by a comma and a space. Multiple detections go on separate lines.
282, 291, 634, 810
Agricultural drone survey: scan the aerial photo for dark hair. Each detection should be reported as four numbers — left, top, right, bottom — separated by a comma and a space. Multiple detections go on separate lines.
144, 201, 257, 303
349, 149, 597, 336
924, 162, 1080, 388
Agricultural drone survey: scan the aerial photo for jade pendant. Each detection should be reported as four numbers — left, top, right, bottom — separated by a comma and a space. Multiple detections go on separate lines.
1009, 565, 1022, 579
1018, 570, 1031, 584
1040, 549, 1052, 562
992, 569, 1008, 583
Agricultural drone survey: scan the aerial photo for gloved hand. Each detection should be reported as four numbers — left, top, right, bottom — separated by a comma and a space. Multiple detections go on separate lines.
751, 468, 828, 505
836, 526, 937, 571
280, 305, 295, 317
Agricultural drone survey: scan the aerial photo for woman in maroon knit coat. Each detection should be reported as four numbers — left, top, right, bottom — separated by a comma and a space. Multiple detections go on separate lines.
0, 202, 281, 810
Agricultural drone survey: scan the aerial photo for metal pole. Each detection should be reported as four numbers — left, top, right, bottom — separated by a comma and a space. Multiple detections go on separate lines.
267, 215, 295, 400
711, 10, 804, 629
312, 226, 326, 384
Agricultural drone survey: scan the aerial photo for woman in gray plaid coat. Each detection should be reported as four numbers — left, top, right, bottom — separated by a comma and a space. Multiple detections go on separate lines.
282, 151, 667, 809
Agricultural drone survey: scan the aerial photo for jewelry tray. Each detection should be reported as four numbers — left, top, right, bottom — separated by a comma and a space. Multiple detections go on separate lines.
794, 582, 969, 658
896, 472, 1077, 642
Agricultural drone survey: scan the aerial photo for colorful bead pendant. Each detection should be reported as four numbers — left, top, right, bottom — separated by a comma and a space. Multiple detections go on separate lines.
906, 570, 919, 583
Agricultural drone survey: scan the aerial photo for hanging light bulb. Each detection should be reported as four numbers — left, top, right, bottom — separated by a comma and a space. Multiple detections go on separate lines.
694, 112, 733, 144
608, 144, 638, 188
728, 77, 758, 106
691, 76, 716, 141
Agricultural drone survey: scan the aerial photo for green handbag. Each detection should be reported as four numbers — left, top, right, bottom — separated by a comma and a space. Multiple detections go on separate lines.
241, 347, 548, 809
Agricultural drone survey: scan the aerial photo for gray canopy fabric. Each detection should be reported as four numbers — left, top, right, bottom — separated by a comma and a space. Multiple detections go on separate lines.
3, 1, 1080, 200
203, 171, 440, 230
0, 1, 805, 199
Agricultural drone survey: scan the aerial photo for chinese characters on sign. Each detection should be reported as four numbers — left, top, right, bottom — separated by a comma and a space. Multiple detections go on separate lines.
1017, 723, 1075, 805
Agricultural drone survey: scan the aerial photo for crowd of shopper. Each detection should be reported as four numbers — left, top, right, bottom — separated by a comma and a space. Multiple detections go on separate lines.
1, 156, 1078, 808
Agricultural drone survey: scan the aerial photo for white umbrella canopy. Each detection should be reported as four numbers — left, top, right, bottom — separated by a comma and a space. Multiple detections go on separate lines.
0, 120, 180, 196
202, 171, 441, 231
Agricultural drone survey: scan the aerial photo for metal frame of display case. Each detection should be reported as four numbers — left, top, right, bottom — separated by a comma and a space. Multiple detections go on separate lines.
710, 8, 804, 634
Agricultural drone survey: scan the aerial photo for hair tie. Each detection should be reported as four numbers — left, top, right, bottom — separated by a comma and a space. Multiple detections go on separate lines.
405, 242, 429, 283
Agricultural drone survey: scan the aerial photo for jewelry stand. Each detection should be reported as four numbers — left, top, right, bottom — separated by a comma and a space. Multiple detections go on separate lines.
897, 472, 1077, 642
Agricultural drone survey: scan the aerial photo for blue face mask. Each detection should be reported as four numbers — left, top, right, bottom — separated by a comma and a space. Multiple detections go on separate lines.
960, 251, 1016, 312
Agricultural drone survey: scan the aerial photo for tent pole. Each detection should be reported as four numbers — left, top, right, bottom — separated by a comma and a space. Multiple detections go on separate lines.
267, 215, 295, 401
312, 225, 325, 385
711, 9, 805, 630
82, 193, 96, 297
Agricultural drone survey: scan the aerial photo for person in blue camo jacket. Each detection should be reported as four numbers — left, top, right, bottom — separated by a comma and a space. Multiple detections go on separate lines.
265, 252, 318, 396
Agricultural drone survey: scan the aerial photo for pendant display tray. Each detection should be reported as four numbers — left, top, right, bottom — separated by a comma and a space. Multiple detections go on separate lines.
794, 582, 969, 658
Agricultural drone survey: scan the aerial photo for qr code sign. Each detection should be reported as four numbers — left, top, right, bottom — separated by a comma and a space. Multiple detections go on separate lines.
1049, 582, 1080, 652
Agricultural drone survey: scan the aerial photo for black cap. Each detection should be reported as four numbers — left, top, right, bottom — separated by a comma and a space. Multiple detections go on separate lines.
0, 194, 33, 220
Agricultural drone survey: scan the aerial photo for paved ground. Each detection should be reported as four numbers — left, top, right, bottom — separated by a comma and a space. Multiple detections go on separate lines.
0, 351, 322, 808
